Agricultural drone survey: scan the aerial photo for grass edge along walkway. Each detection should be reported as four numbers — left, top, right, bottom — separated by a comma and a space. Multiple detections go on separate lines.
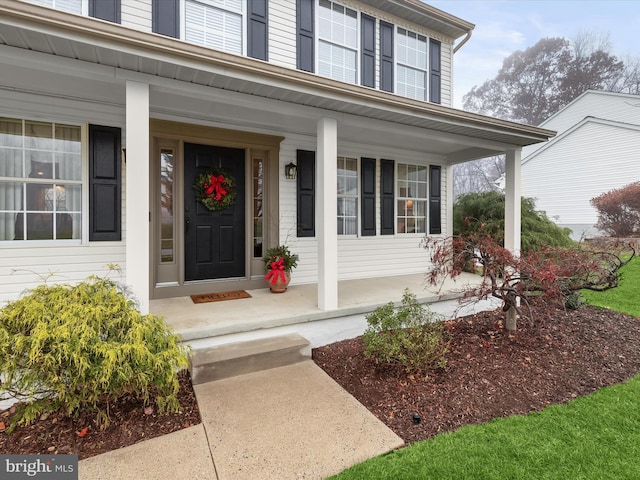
330, 373, 640, 480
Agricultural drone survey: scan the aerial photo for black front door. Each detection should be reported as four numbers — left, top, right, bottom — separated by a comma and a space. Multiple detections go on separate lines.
184, 143, 245, 281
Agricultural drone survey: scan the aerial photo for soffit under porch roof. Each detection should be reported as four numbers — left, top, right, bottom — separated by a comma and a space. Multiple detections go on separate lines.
0, 1, 555, 162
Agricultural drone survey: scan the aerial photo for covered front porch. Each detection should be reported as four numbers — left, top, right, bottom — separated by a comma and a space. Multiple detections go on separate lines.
152, 271, 497, 349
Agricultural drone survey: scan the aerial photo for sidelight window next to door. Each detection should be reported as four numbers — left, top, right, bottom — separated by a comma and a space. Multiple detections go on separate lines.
160, 147, 175, 264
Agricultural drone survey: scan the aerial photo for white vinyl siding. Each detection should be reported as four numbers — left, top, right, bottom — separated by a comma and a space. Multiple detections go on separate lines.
278, 136, 446, 286
121, 0, 152, 32
522, 121, 640, 227
184, 0, 244, 55
0, 87, 126, 306
268, 0, 297, 68
439, 41, 452, 107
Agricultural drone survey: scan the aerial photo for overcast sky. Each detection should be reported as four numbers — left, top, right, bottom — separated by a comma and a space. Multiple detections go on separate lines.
428, 0, 640, 108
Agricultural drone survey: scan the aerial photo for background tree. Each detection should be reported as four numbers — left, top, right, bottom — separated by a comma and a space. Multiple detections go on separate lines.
591, 182, 640, 237
453, 155, 504, 200
453, 191, 574, 252
455, 33, 634, 198
462, 37, 625, 126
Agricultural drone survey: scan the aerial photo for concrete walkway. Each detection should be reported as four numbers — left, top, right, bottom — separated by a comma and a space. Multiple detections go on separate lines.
78, 361, 404, 480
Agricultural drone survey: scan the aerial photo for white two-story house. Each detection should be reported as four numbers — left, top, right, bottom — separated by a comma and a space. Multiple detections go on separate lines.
0, 0, 554, 316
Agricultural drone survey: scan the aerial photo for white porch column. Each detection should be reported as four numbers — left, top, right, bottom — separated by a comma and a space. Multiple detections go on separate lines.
504, 148, 522, 254
125, 81, 150, 314
445, 163, 455, 236
316, 117, 338, 310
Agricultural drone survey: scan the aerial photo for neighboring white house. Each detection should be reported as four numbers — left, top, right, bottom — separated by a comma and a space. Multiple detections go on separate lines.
521, 90, 640, 240
0, 0, 553, 311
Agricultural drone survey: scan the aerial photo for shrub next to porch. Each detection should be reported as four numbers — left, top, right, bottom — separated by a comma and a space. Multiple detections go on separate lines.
0, 275, 190, 432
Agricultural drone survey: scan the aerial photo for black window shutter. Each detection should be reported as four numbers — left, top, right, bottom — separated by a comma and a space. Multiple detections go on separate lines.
380, 21, 394, 92
429, 165, 442, 234
89, 0, 120, 24
89, 125, 121, 241
248, 0, 268, 61
361, 14, 375, 88
297, 0, 314, 72
380, 159, 394, 235
296, 150, 315, 237
429, 39, 441, 104
361, 158, 376, 236
152, 0, 179, 38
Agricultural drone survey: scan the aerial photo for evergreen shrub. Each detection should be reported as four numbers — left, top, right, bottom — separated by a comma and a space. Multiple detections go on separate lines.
0, 275, 190, 431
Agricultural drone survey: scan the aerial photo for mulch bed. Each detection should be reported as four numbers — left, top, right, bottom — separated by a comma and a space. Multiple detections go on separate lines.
313, 305, 640, 445
0, 371, 201, 460
2, 304, 639, 459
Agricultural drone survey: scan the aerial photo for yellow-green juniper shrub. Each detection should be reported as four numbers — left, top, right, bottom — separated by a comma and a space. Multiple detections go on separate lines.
362, 289, 449, 372
0, 275, 190, 432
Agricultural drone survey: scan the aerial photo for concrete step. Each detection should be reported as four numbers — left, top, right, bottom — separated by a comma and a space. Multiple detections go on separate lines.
190, 333, 311, 385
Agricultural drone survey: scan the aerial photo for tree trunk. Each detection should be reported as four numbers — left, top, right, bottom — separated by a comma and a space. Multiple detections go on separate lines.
506, 307, 518, 332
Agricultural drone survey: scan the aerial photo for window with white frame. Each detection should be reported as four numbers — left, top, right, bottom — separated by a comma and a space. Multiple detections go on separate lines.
396, 163, 427, 234
0, 118, 83, 242
337, 156, 358, 235
184, 0, 244, 56
396, 28, 428, 101
26, 0, 84, 14
318, 0, 358, 84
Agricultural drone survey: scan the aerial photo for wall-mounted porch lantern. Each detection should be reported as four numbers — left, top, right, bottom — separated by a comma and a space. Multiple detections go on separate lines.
285, 162, 297, 180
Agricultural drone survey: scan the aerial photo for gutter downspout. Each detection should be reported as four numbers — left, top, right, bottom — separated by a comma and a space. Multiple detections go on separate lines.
453, 30, 472, 54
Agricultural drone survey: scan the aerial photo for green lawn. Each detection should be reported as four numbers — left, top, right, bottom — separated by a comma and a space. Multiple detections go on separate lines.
581, 255, 640, 317
331, 254, 640, 480
331, 375, 640, 480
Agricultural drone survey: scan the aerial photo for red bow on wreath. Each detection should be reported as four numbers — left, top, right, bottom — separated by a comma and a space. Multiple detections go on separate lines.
204, 174, 228, 201
264, 258, 287, 285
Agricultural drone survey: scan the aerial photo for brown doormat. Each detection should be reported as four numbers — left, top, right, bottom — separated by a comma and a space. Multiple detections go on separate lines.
190, 290, 252, 304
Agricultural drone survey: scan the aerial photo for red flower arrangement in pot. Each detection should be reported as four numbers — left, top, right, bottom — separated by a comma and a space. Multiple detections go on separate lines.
263, 245, 298, 293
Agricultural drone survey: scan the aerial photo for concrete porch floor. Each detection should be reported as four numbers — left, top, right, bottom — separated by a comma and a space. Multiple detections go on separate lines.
151, 272, 497, 349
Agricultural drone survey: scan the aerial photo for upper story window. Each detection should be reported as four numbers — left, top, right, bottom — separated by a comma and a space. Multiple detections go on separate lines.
152, 0, 266, 60
318, 0, 358, 84
396, 28, 428, 101
184, 0, 244, 56
26, 0, 121, 23
297, 1, 442, 104
0, 118, 83, 242
337, 156, 358, 235
28, 0, 83, 14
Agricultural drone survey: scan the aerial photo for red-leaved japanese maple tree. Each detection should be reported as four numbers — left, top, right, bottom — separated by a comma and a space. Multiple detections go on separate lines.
423, 231, 635, 333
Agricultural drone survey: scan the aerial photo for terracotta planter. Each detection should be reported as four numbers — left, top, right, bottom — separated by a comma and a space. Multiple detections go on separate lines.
268, 271, 291, 293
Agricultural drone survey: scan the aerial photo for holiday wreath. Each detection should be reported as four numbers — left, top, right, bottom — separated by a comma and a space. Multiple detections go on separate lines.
193, 168, 236, 211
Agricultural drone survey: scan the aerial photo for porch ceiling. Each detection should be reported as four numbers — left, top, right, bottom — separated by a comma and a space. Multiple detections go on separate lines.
0, 1, 555, 162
